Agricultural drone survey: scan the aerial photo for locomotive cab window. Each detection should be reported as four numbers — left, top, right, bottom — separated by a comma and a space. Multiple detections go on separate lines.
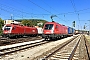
4, 26, 11, 30
44, 24, 53, 30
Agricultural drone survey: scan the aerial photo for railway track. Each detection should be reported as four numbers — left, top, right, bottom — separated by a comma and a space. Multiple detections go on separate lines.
0, 36, 42, 46
0, 39, 49, 58
36, 35, 89, 60
0, 35, 78, 60
0, 35, 89, 60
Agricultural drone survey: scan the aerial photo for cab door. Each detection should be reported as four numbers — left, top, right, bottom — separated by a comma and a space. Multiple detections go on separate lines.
55, 25, 59, 34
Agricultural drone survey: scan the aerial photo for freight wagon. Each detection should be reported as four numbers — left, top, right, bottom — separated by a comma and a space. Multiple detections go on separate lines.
67, 27, 75, 36
35, 27, 43, 36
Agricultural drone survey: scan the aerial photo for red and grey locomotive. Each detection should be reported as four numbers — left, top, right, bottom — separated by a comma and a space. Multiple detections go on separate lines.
2, 23, 38, 38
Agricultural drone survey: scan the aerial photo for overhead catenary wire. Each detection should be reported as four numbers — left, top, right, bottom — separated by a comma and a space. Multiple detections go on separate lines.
41, 0, 70, 22
0, 2, 43, 19
0, 2, 45, 19
0, 3, 30, 19
0, 5, 26, 19
28, 0, 52, 14
0, 3, 32, 15
70, 0, 81, 29
41, 0, 60, 14
0, 0, 90, 17
13, 0, 47, 18
0, 0, 90, 22
28, 0, 67, 22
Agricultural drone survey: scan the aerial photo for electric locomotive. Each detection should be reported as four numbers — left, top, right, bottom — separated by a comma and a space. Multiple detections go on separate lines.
2, 23, 38, 38
42, 21, 68, 40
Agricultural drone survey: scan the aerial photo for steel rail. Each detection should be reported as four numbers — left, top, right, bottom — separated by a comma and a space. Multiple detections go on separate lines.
0, 40, 49, 56
68, 36, 81, 60
41, 36, 79, 60
83, 35, 90, 60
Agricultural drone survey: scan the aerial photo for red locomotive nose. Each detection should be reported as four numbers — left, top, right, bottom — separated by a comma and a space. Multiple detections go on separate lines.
3, 31, 8, 34
43, 24, 54, 34
3, 26, 11, 34
44, 30, 52, 34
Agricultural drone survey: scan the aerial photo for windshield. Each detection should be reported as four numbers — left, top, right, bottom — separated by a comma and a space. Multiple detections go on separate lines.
4, 26, 11, 31
44, 24, 53, 30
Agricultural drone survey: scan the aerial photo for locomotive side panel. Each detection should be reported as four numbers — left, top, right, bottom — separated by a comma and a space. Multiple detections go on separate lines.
11, 25, 24, 34
24, 26, 38, 36
24, 26, 32, 34
63, 26, 68, 34
54, 23, 62, 34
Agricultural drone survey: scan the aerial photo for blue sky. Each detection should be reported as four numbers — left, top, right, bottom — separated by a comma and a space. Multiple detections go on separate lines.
0, 0, 90, 30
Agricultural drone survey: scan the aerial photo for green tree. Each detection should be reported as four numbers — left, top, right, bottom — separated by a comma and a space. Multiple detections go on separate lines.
0, 18, 4, 35
20, 19, 47, 27
21, 20, 31, 26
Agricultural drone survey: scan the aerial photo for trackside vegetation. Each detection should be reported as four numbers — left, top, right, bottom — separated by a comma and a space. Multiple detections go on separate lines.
0, 18, 4, 35
85, 35, 90, 44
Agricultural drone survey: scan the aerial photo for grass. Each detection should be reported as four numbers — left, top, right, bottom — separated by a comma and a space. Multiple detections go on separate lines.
85, 35, 90, 44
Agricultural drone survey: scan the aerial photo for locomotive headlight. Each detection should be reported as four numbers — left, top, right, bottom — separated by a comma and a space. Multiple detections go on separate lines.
5, 31, 10, 33
8, 31, 10, 33
4, 31, 10, 33
46, 32, 50, 33
5, 32, 7, 33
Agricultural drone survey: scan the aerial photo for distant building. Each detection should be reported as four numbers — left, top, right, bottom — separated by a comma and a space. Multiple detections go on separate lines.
37, 22, 43, 26
4, 20, 20, 24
